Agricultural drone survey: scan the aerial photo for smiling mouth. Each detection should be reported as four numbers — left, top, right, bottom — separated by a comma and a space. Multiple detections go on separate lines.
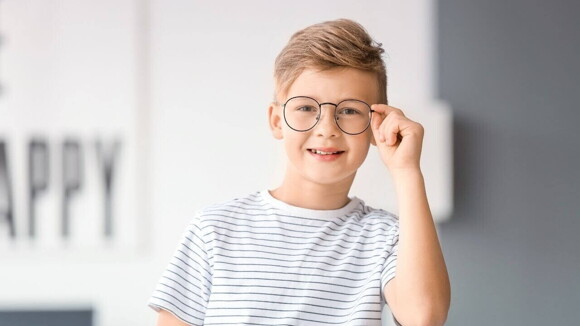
307, 149, 345, 155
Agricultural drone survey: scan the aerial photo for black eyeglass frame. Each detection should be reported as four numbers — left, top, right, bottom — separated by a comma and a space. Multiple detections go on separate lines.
278, 95, 376, 135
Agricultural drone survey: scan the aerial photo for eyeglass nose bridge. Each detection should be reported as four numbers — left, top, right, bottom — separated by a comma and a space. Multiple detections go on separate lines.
318, 102, 339, 107
315, 102, 340, 122
309, 102, 345, 138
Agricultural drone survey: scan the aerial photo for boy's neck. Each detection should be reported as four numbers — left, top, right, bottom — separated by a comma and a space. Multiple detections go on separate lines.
269, 172, 355, 211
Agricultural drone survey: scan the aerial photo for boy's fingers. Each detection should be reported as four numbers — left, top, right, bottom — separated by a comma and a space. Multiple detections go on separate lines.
372, 104, 390, 113
372, 104, 405, 117
371, 111, 385, 142
387, 122, 402, 146
371, 111, 380, 131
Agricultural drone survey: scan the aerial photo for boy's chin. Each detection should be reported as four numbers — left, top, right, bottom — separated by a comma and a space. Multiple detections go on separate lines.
304, 171, 357, 186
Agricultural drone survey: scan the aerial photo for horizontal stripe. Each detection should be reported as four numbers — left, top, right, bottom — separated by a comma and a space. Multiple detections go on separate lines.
206, 306, 381, 318
215, 260, 380, 275
201, 215, 394, 240
212, 252, 379, 268
210, 283, 379, 297
209, 298, 379, 310
211, 275, 372, 289
209, 291, 379, 304
202, 206, 396, 231
204, 314, 381, 325
202, 229, 396, 251
200, 233, 395, 256
213, 267, 375, 282
210, 244, 384, 261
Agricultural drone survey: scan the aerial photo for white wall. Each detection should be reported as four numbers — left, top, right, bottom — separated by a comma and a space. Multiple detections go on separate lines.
0, 1, 451, 325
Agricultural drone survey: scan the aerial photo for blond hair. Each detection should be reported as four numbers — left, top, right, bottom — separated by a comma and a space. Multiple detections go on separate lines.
273, 18, 388, 104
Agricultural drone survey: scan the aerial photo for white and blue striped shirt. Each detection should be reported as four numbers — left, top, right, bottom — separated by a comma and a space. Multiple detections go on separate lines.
148, 189, 400, 325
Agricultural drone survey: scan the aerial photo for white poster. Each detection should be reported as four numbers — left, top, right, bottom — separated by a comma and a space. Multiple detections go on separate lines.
0, 0, 149, 256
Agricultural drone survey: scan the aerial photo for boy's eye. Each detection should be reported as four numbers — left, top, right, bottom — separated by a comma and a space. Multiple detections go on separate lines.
339, 108, 361, 115
296, 106, 318, 112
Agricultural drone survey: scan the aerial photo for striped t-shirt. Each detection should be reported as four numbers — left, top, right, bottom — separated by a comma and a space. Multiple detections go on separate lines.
148, 189, 400, 325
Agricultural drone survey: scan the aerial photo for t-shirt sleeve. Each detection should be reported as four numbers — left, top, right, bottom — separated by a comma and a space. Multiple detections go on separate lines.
148, 211, 213, 325
380, 212, 400, 298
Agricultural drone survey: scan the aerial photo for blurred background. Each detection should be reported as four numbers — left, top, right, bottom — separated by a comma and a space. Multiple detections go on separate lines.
0, 0, 578, 325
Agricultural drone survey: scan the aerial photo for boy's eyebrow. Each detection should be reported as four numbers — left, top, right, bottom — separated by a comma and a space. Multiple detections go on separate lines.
286, 94, 361, 101
288, 95, 371, 104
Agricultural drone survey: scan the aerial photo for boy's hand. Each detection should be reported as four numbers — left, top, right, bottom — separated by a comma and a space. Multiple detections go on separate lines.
370, 104, 424, 173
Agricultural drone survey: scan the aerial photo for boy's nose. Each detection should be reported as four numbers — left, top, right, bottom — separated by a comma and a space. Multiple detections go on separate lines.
314, 105, 341, 137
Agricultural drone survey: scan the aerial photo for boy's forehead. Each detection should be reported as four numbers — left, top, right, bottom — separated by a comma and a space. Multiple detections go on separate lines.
285, 67, 380, 103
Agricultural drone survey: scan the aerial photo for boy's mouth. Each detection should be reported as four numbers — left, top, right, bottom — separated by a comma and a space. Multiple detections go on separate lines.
307, 148, 345, 161
307, 148, 345, 155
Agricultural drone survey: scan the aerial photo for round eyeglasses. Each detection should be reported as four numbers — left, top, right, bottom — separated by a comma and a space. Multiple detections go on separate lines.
279, 96, 375, 135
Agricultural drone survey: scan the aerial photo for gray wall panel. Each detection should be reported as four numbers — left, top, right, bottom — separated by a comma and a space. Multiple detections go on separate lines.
437, 0, 580, 324
0, 310, 92, 326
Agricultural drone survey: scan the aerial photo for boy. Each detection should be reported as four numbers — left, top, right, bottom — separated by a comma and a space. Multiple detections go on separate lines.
149, 18, 450, 326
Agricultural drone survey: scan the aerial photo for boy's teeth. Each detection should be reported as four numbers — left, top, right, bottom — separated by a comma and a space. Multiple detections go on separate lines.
311, 149, 341, 155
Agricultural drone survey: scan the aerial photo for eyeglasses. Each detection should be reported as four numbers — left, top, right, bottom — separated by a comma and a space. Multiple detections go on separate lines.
278, 96, 375, 135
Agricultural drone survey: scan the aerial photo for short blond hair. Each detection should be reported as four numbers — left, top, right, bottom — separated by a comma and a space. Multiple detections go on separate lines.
273, 18, 387, 104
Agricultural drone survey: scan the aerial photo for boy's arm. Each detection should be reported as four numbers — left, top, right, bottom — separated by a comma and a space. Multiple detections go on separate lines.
384, 169, 450, 326
157, 309, 192, 326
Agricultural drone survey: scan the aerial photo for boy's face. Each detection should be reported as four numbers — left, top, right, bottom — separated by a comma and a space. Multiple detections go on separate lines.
268, 67, 380, 186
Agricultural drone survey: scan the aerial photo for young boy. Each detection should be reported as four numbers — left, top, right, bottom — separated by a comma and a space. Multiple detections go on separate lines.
148, 18, 450, 326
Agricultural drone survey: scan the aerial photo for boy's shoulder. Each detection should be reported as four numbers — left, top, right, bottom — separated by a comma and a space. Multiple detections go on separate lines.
194, 190, 264, 218
355, 200, 399, 223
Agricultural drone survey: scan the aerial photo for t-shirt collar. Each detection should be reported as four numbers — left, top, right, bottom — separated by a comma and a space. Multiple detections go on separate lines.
259, 189, 362, 219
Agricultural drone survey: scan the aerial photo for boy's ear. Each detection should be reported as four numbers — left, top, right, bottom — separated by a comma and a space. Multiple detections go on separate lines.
268, 102, 284, 140
369, 129, 377, 147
